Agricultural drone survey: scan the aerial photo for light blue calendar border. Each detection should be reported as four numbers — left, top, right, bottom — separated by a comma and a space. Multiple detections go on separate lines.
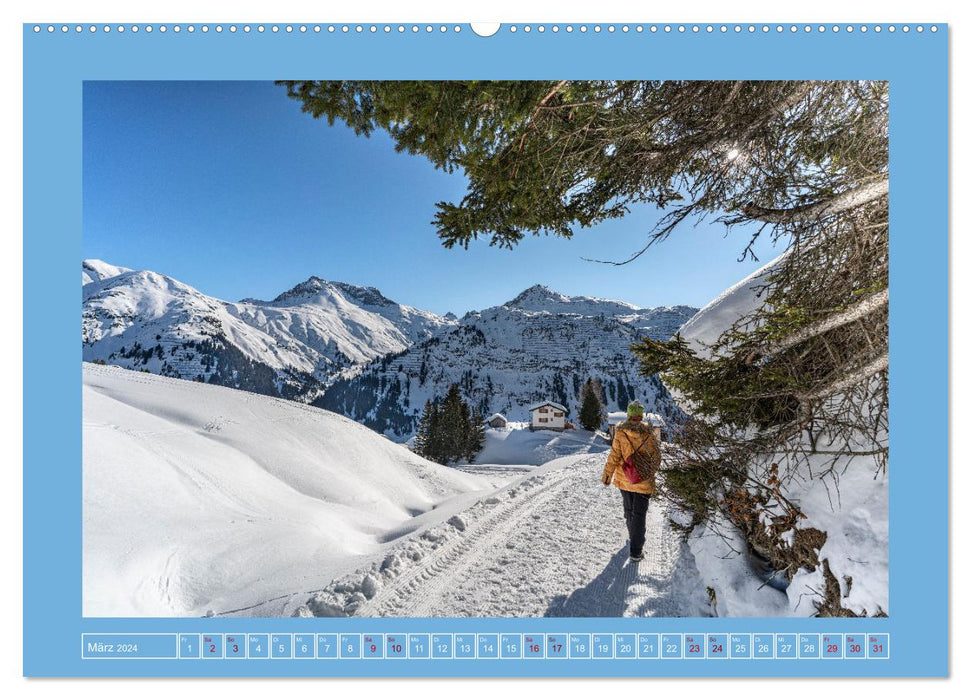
23, 23, 948, 678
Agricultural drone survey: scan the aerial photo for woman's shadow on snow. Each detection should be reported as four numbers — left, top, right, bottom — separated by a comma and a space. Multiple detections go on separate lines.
545, 546, 639, 617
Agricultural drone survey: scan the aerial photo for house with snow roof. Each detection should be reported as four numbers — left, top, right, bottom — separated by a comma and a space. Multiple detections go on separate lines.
486, 412, 508, 429
608, 411, 666, 443
528, 401, 568, 431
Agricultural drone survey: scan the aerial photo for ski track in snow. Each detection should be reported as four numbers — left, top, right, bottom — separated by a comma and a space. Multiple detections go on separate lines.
301, 454, 713, 618
97, 364, 711, 620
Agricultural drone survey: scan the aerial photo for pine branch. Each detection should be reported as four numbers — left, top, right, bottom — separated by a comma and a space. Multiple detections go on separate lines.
800, 351, 888, 402
753, 288, 888, 361
741, 176, 888, 224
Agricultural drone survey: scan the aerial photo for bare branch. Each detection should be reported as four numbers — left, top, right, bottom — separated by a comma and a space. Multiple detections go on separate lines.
800, 352, 888, 402
741, 176, 888, 224
757, 288, 888, 359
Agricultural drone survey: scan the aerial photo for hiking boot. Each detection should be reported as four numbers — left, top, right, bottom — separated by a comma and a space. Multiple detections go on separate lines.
630, 552, 644, 562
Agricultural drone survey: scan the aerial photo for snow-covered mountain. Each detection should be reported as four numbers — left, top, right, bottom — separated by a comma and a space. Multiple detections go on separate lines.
81, 261, 457, 400
316, 286, 697, 437
81, 262, 696, 436
508, 284, 695, 336
82, 259, 131, 285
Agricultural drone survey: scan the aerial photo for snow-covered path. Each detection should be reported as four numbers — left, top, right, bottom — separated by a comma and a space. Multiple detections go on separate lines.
299, 454, 713, 618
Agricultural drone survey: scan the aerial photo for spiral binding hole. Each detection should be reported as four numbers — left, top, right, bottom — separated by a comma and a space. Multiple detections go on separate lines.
28, 21, 940, 37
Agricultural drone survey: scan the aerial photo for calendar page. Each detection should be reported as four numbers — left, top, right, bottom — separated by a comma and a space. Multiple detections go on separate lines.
22, 20, 947, 677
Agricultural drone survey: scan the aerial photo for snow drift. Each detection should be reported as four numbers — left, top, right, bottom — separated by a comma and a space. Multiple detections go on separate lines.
677, 254, 783, 356
474, 425, 609, 466
82, 363, 490, 617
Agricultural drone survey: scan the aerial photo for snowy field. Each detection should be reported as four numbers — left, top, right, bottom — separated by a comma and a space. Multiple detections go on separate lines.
473, 424, 609, 466
82, 364, 718, 619
83, 363, 498, 617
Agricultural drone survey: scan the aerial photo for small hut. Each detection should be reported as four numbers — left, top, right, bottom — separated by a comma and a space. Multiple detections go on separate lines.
609, 411, 666, 444
486, 413, 508, 429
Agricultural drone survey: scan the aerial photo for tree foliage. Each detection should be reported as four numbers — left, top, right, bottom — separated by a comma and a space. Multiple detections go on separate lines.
577, 378, 606, 431
414, 384, 485, 465
278, 80, 887, 255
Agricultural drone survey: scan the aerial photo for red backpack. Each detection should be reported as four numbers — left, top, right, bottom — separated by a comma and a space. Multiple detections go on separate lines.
622, 430, 660, 484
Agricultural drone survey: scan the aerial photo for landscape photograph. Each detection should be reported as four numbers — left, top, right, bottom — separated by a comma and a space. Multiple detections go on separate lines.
82, 80, 889, 619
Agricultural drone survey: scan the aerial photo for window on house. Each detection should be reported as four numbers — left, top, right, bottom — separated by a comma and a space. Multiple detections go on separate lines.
539, 418, 547, 423
554, 412, 563, 418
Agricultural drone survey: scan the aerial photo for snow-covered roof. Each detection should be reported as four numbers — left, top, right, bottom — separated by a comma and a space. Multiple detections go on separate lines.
528, 401, 568, 413
608, 411, 666, 426
643, 412, 666, 426
486, 413, 507, 422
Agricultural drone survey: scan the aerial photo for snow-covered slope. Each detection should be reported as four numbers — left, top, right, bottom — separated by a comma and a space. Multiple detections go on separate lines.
677, 255, 784, 356
674, 260, 888, 617
81, 261, 456, 399
82, 258, 131, 286
317, 287, 697, 437
82, 363, 491, 617
475, 426, 610, 466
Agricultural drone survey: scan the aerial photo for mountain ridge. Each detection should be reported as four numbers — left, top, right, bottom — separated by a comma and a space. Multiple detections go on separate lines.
81, 261, 457, 400
81, 260, 698, 436
315, 286, 698, 437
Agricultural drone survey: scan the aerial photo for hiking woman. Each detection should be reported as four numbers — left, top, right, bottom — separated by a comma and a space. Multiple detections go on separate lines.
601, 400, 661, 562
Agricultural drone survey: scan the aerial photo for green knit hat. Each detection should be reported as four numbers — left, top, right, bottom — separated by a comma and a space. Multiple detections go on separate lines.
627, 400, 645, 418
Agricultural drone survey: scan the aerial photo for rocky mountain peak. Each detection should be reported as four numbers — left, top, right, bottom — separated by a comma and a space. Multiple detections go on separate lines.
267, 276, 395, 308
506, 285, 568, 309
331, 281, 395, 308
270, 276, 329, 303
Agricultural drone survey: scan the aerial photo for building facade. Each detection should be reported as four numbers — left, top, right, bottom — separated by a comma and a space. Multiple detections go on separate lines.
529, 401, 567, 431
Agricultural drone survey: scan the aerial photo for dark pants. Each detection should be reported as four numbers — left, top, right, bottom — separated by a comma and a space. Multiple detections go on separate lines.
621, 490, 650, 557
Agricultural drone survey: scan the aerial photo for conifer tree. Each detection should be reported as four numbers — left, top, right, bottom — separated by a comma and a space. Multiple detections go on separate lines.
415, 385, 486, 465
578, 378, 606, 431
439, 384, 466, 463
414, 399, 441, 462
458, 399, 473, 460
465, 410, 486, 462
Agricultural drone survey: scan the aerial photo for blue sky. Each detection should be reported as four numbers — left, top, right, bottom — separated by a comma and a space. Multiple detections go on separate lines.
83, 81, 781, 315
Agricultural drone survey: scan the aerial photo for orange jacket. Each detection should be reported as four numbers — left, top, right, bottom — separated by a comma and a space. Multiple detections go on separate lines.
601, 419, 660, 494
